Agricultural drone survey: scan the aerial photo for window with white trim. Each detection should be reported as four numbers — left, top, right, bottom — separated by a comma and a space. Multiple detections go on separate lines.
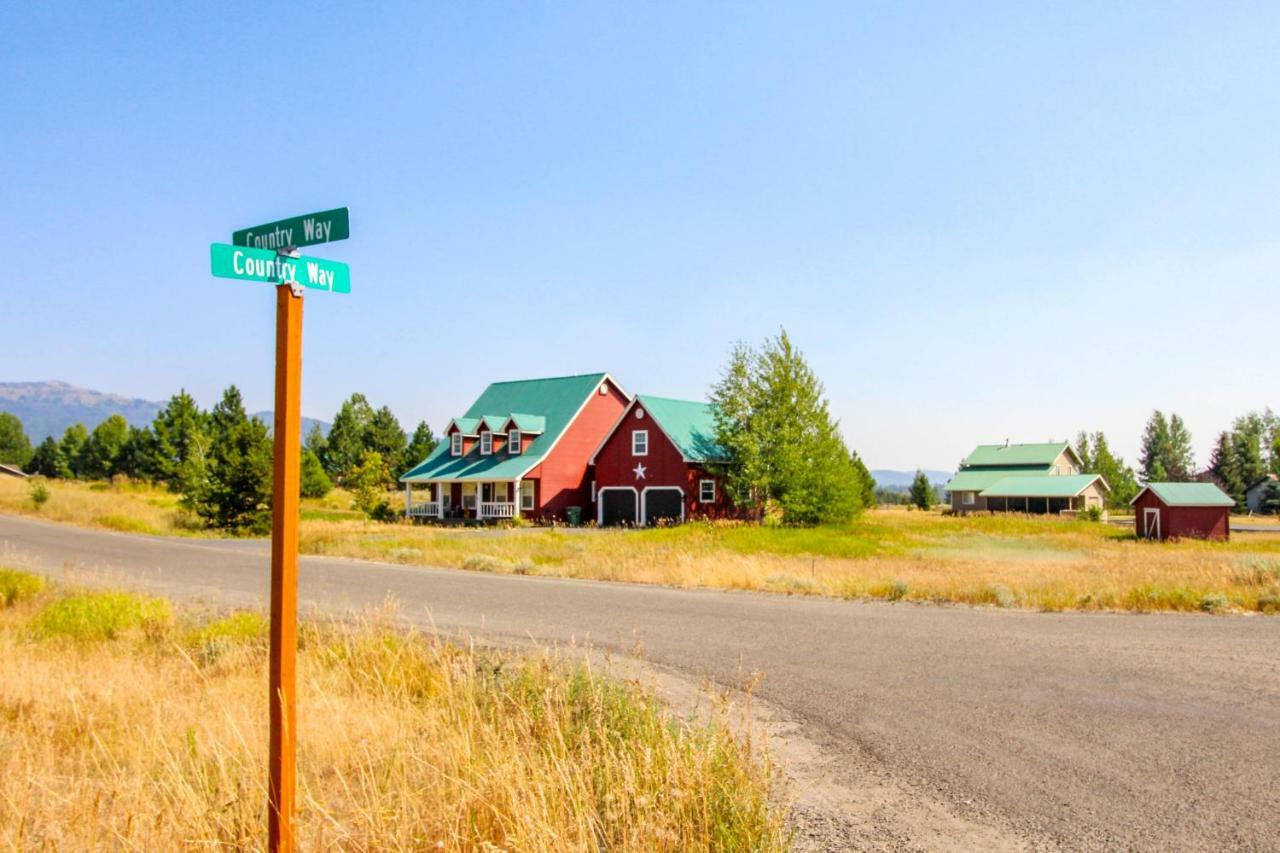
699, 479, 716, 503
962, 491, 975, 505
632, 430, 648, 456
480, 431, 492, 455
508, 429, 521, 454
494, 482, 508, 501
520, 480, 535, 510
450, 432, 462, 456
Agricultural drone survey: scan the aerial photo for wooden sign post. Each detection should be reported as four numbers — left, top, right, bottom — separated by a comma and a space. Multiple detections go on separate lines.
210, 208, 350, 853
268, 282, 302, 853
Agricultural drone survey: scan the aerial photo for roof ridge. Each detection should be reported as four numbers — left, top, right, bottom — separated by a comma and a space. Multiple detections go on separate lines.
487, 371, 607, 386
637, 394, 712, 406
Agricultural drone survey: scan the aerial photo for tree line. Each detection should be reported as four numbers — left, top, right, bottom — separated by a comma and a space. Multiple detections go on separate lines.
0, 390, 437, 532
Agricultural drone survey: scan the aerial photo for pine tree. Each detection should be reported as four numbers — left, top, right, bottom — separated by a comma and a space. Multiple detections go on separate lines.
323, 393, 375, 483
192, 386, 273, 533
1263, 481, 1280, 516
78, 415, 130, 479
909, 470, 933, 510
710, 329, 865, 524
1165, 414, 1195, 481
366, 406, 407, 485
851, 451, 877, 509
0, 413, 32, 468
113, 426, 157, 480
1138, 411, 1170, 483
1074, 431, 1093, 473
402, 421, 437, 474
1083, 431, 1138, 508
304, 423, 328, 458
1209, 431, 1244, 506
300, 448, 332, 499
149, 390, 209, 494
27, 436, 69, 478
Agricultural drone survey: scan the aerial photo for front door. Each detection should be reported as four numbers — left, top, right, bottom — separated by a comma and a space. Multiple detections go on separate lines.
1143, 507, 1160, 540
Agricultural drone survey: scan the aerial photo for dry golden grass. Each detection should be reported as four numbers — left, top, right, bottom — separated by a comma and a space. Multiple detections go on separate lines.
5, 479, 1280, 614
0, 572, 784, 851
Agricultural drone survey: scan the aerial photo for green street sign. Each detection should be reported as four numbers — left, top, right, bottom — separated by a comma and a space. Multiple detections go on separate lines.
232, 207, 349, 251
210, 244, 350, 294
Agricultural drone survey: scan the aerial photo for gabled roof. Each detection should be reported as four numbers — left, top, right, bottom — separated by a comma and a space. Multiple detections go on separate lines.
961, 442, 1075, 468
1131, 482, 1235, 507
504, 413, 547, 434
592, 395, 729, 465
946, 467, 1051, 493
981, 474, 1108, 498
401, 373, 619, 482
1246, 473, 1278, 492
479, 415, 507, 432
447, 417, 480, 436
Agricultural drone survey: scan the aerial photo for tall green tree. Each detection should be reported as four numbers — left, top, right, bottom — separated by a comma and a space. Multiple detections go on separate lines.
149, 390, 209, 494
77, 415, 130, 479
192, 386, 273, 533
1138, 410, 1194, 482
300, 448, 332, 499
113, 426, 157, 480
304, 423, 328, 458
0, 413, 32, 468
350, 450, 392, 519
851, 451, 877, 509
59, 424, 89, 478
1208, 431, 1244, 506
322, 393, 376, 483
1076, 431, 1138, 508
366, 406, 407, 485
27, 436, 69, 478
1165, 414, 1195, 481
402, 421, 437, 475
709, 329, 866, 525
909, 470, 933, 510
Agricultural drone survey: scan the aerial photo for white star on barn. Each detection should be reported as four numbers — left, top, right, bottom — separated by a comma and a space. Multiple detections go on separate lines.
633, 463, 647, 480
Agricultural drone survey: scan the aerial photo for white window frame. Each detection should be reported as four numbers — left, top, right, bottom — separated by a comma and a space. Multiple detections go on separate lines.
699, 479, 716, 503
521, 480, 535, 510
462, 484, 477, 509
508, 428, 521, 454
962, 491, 975, 506
480, 431, 492, 455
632, 430, 648, 456
450, 432, 463, 456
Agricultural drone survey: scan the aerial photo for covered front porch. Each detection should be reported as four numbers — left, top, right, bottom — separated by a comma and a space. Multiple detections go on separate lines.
404, 479, 534, 521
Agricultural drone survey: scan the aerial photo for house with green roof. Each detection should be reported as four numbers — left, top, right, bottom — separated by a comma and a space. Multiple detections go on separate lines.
589, 395, 742, 526
399, 373, 629, 521
946, 441, 1109, 515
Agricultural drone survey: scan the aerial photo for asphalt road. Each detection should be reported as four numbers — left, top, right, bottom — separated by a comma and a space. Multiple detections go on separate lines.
3, 513, 1278, 851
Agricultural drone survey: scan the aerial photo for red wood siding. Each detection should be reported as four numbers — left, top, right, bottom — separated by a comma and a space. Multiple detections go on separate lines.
593, 409, 739, 522
530, 379, 629, 520
1133, 491, 1229, 541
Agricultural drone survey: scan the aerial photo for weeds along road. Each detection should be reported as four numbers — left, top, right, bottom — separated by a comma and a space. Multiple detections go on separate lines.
4, 513, 1279, 852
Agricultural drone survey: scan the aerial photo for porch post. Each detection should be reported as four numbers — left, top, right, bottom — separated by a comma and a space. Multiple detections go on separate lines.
404, 483, 411, 517
437, 483, 445, 519
513, 478, 521, 518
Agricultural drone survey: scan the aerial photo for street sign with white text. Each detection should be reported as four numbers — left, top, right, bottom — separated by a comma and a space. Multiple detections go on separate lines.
232, 207, 350, 251
210, 243, 350, 293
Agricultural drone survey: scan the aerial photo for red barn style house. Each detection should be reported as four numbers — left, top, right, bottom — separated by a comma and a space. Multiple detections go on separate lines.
1131, 482, 1234, 541
590, 395, 738, 526
399, 373, 628, 522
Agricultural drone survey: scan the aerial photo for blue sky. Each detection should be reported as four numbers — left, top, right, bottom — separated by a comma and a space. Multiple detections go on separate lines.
2, 2, 1277, 471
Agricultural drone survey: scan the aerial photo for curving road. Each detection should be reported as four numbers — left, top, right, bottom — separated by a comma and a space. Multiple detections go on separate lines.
3, 513, 1278, 851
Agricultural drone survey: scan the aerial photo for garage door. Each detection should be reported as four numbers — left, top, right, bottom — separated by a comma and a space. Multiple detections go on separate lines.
600, 489, 637, 526
643, 488, 683, 527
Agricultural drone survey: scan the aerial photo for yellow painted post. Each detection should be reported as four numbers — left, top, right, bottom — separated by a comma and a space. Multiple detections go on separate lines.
268, 282, 303, 853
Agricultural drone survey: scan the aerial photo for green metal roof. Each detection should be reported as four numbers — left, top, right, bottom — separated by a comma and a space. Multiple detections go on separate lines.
962, 442, 1071, 468
401, 373, 611, 482
634, 395, 729, 463
1133, 482, 1235, 507
448, 417, 480, 436
945, 468, 1050, 492
479, 415, 507, 432
506, 413, 546, 433
981, 474, 1106, 498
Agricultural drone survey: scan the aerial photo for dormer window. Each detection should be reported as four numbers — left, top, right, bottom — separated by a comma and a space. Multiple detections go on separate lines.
508, 429, 522, 454
480, 432, 492, 455
450, 432, 462, 457
632, 430, 648, 456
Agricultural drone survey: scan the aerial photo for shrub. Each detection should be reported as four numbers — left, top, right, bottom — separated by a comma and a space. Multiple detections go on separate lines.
985, 583, 1016, 609
0, 569, 44, 607
887, 579, 909, 601
1257, 590, 1280, 614
32, 591, 173, 641
1199, 594, 1229, 614
462, 555, 508, 573
28, 477, 50, 510
1079, 505, 1103, 522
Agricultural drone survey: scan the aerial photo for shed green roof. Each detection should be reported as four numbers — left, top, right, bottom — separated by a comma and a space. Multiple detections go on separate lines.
945, 467, 1051, 493
635, 395, 729, 463
401, 373, 612, 482
962, 442, 1072, 468
981, 474, 1106, 498
1133, 482, 1235, 507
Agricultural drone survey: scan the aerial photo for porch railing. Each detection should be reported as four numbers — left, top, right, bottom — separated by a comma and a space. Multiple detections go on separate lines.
407, 501, 441, 517
479, 501, 516, 519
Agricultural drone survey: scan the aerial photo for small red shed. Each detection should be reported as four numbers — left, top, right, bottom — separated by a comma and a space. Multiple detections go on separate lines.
590, 395, 741, 526
1130, 482, 1234, 541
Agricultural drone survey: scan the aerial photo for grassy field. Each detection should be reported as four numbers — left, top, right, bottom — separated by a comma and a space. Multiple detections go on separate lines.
0, 568, 784, 850
4, 477, 1280, 614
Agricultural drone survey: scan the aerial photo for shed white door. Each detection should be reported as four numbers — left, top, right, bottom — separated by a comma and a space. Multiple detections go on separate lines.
1143, 507, 1161, 540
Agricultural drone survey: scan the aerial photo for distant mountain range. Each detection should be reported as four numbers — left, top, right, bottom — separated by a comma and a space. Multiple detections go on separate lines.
870, 469, 953, 489
0, 381, 329, 441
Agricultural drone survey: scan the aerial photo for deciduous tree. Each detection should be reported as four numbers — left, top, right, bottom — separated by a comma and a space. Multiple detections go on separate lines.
0, 413, 32, 468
